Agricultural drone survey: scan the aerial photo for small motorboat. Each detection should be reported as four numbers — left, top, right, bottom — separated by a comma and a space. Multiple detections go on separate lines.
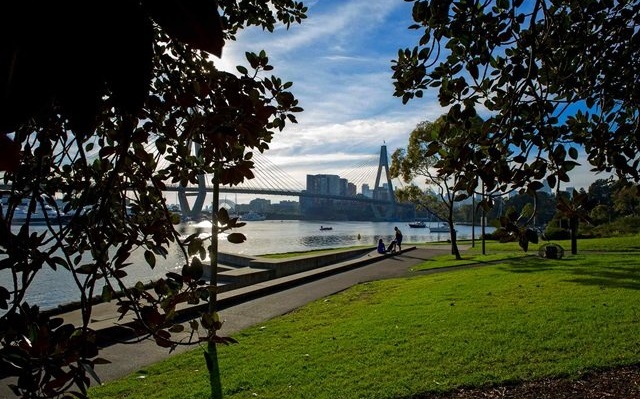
408, 221, 426, 228
320, 225, 333, 231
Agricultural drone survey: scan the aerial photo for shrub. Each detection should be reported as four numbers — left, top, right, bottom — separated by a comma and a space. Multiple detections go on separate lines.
588, 215, 640, 237
543, 226, 571, 240
481, 229, 513, 242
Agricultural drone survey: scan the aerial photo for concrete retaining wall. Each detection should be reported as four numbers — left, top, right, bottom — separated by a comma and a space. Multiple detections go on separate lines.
248, 247, 375, 279
218, 252, 255, 267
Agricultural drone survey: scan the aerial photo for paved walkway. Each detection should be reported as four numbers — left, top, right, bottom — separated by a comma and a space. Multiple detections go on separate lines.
0, 245, 455, 398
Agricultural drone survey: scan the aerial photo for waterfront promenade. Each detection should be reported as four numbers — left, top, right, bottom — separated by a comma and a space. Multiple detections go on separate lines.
0, 245, 460, 398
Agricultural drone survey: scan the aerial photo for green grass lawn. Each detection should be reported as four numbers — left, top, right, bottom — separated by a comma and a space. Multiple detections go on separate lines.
89, 235, 640, 399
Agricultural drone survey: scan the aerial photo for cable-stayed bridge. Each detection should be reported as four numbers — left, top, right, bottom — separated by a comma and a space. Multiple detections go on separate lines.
0, 144, 414, 220
166, 145, 413, 220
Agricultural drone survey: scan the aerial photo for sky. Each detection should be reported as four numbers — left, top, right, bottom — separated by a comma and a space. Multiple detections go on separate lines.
213, 0, 606, 202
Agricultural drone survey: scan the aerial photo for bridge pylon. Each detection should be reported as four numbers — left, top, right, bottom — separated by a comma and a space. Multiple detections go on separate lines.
371, 144, 397, 220
177, 142, 208, 219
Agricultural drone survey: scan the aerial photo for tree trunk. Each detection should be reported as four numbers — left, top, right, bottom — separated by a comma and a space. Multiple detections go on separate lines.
208, 175, 223, 398
570, 217, 578, 255
448, 217, 461, 260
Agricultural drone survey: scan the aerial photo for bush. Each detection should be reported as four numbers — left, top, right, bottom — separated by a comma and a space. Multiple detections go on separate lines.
587, 215, 640, 237
481, 229, 514, 242
543, 226, 571, 240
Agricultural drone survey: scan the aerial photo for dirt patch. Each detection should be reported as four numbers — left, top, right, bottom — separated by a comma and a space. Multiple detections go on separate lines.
415, 364, 640, 399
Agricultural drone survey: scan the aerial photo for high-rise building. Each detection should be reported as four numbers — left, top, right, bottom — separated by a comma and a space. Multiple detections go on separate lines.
306, 174, 344, 196
302, 174, 361, 219
361, 183, 372, 198
347, 182, 357, 197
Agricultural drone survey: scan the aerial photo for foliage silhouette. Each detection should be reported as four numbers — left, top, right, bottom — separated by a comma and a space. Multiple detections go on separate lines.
392, 0, 640, 194
0, 1, 307, 397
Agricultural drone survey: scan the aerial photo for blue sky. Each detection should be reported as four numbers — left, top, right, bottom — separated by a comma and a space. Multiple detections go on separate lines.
214, 0, 604, 198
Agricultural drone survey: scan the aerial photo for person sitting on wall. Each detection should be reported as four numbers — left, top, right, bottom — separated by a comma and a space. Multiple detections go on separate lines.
377, 238, 387, 254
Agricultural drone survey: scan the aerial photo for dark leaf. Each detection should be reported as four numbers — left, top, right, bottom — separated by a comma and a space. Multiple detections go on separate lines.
519, 235, 529, 252
144, 250, 157, 268
525, 228, 539, 244
166, 272, 184, 284
227, 232, 247, 244
75, 264, 98, 275
185, 256, 204, 281
218, 207, 230, 225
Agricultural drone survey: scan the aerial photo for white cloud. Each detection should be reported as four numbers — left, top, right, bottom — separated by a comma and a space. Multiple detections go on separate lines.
214, 0, 601, 201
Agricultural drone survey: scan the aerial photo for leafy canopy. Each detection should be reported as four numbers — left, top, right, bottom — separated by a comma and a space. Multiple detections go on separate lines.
392, 0, 640, 194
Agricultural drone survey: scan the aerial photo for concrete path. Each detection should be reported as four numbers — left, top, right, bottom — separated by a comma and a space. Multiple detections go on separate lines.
0, 245, 455, 398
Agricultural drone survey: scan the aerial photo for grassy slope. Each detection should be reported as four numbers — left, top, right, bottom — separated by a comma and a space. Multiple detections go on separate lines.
89, 235, 640, 399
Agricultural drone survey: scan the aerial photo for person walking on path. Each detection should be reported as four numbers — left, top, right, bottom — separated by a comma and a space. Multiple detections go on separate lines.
394, 226, 403, 252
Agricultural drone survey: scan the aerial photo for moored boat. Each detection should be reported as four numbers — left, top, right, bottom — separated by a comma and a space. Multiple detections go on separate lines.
408, 221, 426, 228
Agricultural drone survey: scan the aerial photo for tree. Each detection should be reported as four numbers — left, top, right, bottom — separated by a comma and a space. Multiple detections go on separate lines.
392, 0, 640, 197
586, 178, 614, 223
588, 179, 615, 208
390, 116, 485, 259
0, 2, 307, 398
589, 204, 611, 225
612, 184, 640, 216
555, 189, 595, 254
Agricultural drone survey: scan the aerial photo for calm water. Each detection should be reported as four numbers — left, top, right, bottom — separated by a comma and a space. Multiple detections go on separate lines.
2, 220, 493, 310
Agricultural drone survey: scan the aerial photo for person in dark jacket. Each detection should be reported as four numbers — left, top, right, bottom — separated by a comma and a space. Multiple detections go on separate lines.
377, 238, 387, 254
394, 226, 403, 252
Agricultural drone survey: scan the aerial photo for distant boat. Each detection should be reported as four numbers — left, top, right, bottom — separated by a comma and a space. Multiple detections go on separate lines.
408, 221, 426, 228
429, 222, 453, 233
239, 211, 266, 221
320, 225, 333, 231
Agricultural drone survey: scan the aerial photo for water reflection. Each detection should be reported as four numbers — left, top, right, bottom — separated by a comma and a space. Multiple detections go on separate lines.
298, 233, 373, 248
299, 234, 345, 247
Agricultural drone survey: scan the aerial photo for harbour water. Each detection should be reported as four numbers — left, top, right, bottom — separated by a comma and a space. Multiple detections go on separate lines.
2, 220, 493, 311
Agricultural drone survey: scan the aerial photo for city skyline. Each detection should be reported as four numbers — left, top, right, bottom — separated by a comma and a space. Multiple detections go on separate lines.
166, 169, 394, 210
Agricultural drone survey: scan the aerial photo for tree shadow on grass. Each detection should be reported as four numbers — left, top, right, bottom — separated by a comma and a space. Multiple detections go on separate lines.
499, 255, 640, 291
498, 255, 560, 273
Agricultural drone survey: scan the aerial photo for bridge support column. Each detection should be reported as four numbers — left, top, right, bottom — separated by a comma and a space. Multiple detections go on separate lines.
177, 142, 209, 220
372, 144, 397, 220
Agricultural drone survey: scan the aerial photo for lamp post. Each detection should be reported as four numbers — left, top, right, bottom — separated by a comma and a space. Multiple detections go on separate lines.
481, 183, 486, 255
471, 193, 475, 248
